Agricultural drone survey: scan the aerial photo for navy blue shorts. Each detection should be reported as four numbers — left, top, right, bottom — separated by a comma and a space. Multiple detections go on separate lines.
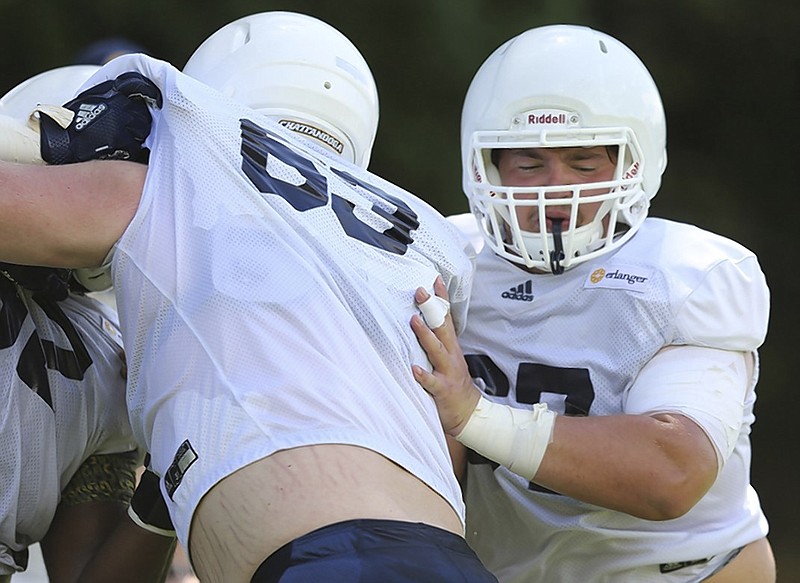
250, 519, 498, 583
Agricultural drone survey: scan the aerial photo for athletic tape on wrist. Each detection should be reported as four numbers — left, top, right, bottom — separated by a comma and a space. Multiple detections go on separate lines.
418, 294, 450, 328
456, 395, 556, 481
0, 114, 44, 164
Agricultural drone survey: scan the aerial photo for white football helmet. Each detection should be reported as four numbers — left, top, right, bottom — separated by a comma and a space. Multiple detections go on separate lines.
183, 11, 379, 168
461, 25, 667, 273
0, 64, 115, 293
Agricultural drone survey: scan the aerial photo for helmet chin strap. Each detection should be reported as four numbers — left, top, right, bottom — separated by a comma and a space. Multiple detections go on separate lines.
549, 219, 566, 274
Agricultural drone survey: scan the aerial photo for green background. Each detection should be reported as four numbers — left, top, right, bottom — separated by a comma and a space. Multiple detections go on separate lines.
2, 0, 796, 578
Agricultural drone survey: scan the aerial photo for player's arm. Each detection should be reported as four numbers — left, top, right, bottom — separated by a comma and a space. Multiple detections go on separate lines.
0, 71, 160, 269
531, 412, 718, 520
411, 283, 720, 521
40, 452, 176, 583
0, 160, 144, 269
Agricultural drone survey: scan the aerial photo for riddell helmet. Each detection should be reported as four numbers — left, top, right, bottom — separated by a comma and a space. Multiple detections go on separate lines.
461, 25, 667, 273
0, 64, 115, 293
0, 64, 100, 120
183, 11, 379, 168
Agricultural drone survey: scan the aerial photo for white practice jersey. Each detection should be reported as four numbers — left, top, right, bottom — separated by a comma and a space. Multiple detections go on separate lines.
0, 279, 134, 575
82, 55, 475, 546
456, 216, 770, 582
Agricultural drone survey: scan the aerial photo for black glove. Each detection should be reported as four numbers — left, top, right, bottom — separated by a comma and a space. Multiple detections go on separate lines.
0, 263, 70, 301
128, 455, 176, 537
39, 71, 163, 165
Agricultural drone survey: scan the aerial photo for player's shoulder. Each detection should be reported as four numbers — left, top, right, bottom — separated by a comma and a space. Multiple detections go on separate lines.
621, 218, 764, 290
627, 218, 757, 266
446, 212, 484, 254
626, 218, 769, 350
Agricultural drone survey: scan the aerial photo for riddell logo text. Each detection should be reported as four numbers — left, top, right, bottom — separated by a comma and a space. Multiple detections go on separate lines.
528, 113, 566, 125
472, 162, 482, 183
623, 162, 640, 179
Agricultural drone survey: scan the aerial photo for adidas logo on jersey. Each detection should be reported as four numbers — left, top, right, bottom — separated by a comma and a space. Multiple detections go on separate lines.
74, 102, 107, 131
501, 280, 533, 302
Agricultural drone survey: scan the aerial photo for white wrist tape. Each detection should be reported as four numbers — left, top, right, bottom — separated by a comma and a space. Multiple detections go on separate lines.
0, 114, 44, 164
418, 294, 450, 329
456, 395, 556, 481
33, 105, 74, 129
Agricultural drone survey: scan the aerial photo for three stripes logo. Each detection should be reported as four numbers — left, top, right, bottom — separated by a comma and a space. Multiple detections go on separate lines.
502, 280, 534, 302
74, 102, 107, 131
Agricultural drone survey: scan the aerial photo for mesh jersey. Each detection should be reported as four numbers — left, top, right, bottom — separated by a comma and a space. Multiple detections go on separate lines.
0, 278, 134, 575
457, 217, 770, 582
85, 55, 475, 545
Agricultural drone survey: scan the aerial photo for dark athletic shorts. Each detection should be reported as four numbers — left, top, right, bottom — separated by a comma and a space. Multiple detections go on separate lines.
250, 518, 498, 583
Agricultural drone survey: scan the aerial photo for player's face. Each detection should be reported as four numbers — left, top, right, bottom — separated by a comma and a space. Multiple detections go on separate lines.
495, 146, 616, 234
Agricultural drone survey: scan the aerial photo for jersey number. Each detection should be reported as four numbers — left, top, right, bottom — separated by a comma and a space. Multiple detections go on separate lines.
0, 278, 92, 408
240, 118, 419, 254
464, 353, 595, 493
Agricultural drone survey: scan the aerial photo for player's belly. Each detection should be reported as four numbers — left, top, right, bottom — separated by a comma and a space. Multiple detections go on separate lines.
188, 443, 462, 583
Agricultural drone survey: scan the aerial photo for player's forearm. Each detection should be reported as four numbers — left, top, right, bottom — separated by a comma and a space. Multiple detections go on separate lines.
0, 160, 141, 268
532, 413, 718, 520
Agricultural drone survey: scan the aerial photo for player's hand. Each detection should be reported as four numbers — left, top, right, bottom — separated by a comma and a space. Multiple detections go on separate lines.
411, 276, 481, 436
39, 72, 163, 165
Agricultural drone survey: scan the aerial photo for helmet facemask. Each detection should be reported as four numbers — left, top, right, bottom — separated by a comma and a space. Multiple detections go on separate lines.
467, 124, 649, 273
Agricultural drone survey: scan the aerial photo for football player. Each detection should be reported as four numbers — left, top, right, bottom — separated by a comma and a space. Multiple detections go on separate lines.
0, 67, 177, 583
0, 20, 494, 583
411, 24, 776, 582
70, 11, 383, 311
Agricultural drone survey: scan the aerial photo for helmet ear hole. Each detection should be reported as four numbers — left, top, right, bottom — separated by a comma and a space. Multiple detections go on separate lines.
183, 11, 379, 169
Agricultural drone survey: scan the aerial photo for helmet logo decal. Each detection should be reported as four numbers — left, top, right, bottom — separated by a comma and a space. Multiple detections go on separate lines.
278, 119, 345, 155
528, 111, 566, 125
471, 159, 483, 183
623, 162, 640, 179
617, 161, 642, 192
520, 109, 579, 128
